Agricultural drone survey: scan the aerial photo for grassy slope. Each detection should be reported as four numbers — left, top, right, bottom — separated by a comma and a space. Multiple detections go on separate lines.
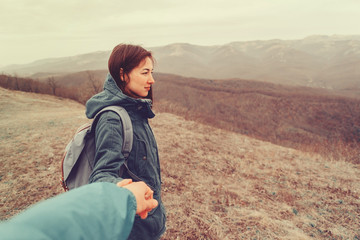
0, 88, 359, 239
0, 88, 87, 217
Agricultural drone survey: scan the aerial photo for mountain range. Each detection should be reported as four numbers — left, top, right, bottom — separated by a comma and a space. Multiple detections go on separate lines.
1, 35, 360, 90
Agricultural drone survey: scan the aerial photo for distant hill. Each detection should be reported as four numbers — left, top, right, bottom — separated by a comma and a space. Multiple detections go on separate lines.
1, 35, 360, 91
153, 73, 360, 164
151, 35, 360, 90
2, 51, 110, 77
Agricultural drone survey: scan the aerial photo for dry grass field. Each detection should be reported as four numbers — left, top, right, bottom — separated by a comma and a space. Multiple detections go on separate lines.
0, 87, 359, 239
0, 88, 87, 216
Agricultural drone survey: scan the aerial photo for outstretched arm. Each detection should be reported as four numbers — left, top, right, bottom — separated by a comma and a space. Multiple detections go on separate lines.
0, 182, 157, 240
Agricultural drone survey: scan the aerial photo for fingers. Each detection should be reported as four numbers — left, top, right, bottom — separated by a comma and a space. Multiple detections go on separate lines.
116, 179, 133, 187
144, 188, 153, 200
138, 199, 158, 219
120, 181, 158, 219
139, 211, 148, 219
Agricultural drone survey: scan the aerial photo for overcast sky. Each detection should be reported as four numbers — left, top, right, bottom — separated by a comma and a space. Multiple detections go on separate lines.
1, 0, 359, 66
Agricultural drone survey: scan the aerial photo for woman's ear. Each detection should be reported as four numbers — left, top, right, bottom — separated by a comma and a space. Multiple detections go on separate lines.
120, 68, 124, 81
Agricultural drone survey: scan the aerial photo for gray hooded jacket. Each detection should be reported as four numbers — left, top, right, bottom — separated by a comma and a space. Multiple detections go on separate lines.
86, 73, 166, 239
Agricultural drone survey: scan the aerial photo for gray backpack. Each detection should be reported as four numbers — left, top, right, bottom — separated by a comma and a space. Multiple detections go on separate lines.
60, 106, 140, 191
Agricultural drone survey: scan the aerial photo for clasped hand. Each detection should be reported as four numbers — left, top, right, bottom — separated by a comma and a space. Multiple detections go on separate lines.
117, 179, 158, 219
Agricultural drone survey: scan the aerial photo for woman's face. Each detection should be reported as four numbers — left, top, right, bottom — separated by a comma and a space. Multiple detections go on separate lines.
124, 57, 155, 98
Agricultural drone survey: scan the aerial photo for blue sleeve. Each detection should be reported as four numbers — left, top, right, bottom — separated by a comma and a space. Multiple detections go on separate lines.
89, 111, 125, 184
0, 182, 136, 240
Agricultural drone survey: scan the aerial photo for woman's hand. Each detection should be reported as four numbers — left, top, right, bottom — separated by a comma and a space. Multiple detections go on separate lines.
117, 179, 158, 219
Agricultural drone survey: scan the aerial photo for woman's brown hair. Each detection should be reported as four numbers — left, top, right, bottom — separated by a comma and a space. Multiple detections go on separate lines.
108, 44, 154, 101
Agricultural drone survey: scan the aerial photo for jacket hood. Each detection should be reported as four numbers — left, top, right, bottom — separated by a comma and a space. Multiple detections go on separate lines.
85, 73, 155, 119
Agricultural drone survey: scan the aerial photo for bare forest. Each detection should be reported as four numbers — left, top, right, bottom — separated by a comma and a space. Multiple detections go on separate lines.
1, 72, 359, 164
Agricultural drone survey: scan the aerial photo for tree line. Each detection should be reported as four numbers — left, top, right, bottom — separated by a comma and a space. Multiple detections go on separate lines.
0, 72, 102, 104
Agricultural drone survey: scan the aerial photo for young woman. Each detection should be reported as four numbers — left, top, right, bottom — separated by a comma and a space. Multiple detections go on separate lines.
85, 44, 166, 239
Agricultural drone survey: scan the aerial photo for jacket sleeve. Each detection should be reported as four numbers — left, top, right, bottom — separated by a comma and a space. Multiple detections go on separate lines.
0, 182, 137, 240
89, 111, 126, 184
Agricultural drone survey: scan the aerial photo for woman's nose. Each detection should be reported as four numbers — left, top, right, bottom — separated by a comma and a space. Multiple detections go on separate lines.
148, 74, 155, 84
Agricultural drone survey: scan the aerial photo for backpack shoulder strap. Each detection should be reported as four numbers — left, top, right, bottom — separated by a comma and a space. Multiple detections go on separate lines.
91, 106, 133, 159
91, 106, 142, 182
